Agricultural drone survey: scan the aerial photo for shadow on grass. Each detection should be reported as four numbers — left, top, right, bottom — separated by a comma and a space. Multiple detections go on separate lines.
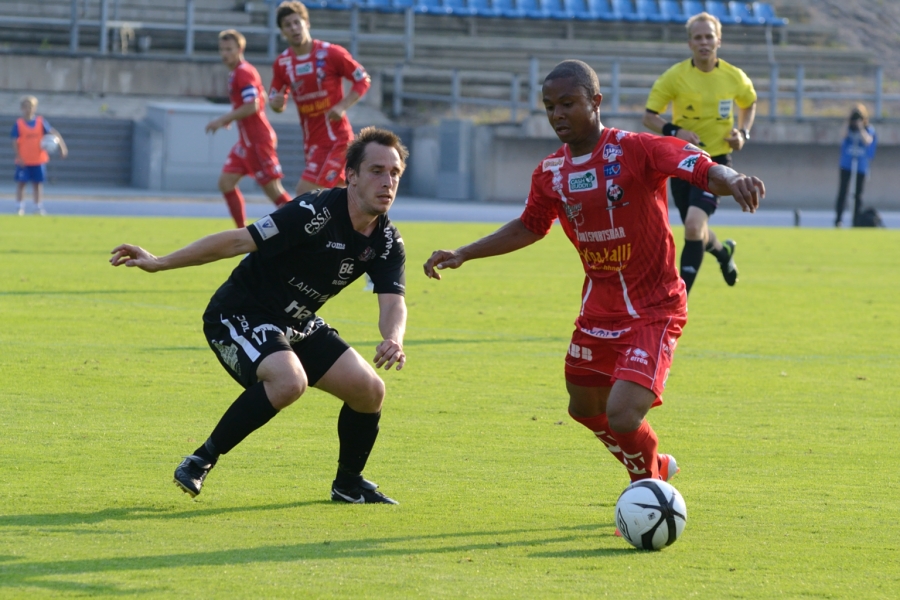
0, 501, 327, 528
0, 289, 209, 296
0, 520, 614, 594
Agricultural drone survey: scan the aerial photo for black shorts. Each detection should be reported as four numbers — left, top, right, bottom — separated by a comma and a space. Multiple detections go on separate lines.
671, 153, 732, 223
203, 310, 350, 389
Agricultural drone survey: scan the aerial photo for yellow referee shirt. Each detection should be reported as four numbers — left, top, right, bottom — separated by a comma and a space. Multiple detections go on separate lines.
646, 58, 757, 157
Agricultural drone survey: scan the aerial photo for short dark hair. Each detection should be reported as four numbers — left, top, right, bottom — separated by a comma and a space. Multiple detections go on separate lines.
544, 60, 600, 99
276, 1, 309, 28
345, 127, 409, 176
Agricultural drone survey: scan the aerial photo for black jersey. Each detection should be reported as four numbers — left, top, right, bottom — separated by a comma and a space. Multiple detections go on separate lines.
207, 187, 406, 328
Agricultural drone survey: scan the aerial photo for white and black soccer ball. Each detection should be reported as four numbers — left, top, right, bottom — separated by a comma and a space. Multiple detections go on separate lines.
40, 134, 60, 155
615, 479, 687, 551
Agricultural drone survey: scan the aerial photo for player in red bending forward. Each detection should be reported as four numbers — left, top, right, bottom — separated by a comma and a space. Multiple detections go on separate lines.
269, 1, 371, 195
207, 29, 293, 228
423, 60, 764, 494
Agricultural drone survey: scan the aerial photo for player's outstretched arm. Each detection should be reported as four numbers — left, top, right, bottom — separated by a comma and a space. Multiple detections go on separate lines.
110, 229, 257, 272
423, 218, 544, 280
707, 165, 765, 213
374, 293, 407, 371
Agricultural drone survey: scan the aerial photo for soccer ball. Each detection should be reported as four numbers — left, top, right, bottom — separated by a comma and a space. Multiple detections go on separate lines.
615, 479, 687, 551
40, 134, 60, 155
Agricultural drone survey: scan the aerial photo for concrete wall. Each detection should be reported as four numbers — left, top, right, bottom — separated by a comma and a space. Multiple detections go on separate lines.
455, 116, 900, 210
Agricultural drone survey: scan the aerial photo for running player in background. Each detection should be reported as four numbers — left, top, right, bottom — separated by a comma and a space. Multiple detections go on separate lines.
269, 1, 371, 195
643, 12, 757, 294
110, 127, 409, 504
11, 95, 67, 216
424, 61, 763, 507
206, 29, 293, 228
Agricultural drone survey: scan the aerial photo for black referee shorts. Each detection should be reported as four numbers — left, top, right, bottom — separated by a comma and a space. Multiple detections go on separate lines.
202, 309, 350, 389
671, 153, 732, 223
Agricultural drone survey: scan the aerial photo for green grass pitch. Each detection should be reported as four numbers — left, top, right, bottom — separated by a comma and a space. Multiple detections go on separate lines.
1, 215, 898, 598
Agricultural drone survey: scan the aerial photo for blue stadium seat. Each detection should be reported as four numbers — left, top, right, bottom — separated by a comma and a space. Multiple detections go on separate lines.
415, 0, 451, 14
543, 0, 576, 19
360, 0, 402, 12
566, 0, 596, 20
612, 0, 643, 21
468, 0, 501, 16
752, 2, 787, 26
704, 1, 738, 24
659, 0, 687, 22
392, 0, 416, 9
682, 0, 705, 18
586, 0, 618, 20
517, 0, 551, 19
492, 0, 525, 17
637, 0, 668, 22
728, 1, 765, 24
444, 0, 478, 15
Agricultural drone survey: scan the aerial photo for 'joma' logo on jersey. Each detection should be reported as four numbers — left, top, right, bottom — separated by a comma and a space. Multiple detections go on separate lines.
568, 169, 598, 192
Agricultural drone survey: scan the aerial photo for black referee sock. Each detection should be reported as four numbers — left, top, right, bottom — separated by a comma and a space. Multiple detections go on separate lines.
680, 240, 705, 294
335, 404, 381, 482
203, 382, 279, 457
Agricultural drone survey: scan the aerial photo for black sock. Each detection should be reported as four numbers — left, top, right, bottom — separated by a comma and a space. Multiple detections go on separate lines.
707, 243, 729, 263
204, 382, 279, 457
680, 240, 705, 294
335, 404, 381, 483
193, 439, 220, 465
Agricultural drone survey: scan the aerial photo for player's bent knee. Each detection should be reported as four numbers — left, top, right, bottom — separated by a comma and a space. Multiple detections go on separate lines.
266, 375, 308, 410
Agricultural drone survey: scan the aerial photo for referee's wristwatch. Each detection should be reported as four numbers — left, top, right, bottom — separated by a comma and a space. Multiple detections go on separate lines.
738, 128, 750, 142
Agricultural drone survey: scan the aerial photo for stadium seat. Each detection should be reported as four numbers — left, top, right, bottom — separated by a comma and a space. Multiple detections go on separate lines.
360, 0, 403, 12
393, 0, 416, 9
612, 0, 643, 21
752, 2, 787, 26
492, 0, 526, 18
682, 0, 705, 18
659, 0, 687, 22
415, 0, 451, 14
313, 0, 355, 9
728, 1, 765, 24
468, 0, 502, 16
543, 0, 576, 19
637, 0, 668, 22
565, 0, 596, 20
516, 0, 551, 19
704, 1, 738, 24
444, 0, 478, 15
586, 0, 618, 20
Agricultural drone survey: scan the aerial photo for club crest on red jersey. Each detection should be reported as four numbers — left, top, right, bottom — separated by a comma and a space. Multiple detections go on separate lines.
602, 144, 623, 161
607, 183, 624, 203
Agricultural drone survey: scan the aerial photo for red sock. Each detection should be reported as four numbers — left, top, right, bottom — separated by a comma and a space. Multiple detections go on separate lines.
275, 192, 291, 207
223, 189, 246, 228
610, 420, 660, 482
569, 411, 630, 469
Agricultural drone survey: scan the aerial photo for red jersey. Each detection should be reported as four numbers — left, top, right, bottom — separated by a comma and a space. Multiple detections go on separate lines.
521, 128, 715, 321
270, 40, 370, 152
229, 60, 276, 146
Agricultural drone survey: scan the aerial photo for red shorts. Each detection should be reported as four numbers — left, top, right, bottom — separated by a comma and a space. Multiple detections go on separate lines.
223, 138, 283, 186
302, 143, 347, 187
564, 313, 686, 402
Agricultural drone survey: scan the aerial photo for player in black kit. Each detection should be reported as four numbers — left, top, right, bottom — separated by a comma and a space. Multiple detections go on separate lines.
110, 127, 409, 504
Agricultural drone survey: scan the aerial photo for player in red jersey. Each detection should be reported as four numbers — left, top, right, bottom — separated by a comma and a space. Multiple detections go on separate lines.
268, 1, 371, 195
206, 29, 292, 228
424, 61, 764, 492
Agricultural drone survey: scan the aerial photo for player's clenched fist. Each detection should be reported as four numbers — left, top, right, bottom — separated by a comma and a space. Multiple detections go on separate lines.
423, 250, 464, 280
109, 244, 161, 272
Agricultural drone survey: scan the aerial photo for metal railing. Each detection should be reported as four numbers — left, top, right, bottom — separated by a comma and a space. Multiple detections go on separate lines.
0, 0, 413, 61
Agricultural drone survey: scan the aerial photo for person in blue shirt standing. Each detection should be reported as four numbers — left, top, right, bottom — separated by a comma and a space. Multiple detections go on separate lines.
834, 104, 877, 227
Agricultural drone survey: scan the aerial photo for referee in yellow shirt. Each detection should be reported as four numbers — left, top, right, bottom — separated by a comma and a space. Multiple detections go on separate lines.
643, 11, 757, 294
